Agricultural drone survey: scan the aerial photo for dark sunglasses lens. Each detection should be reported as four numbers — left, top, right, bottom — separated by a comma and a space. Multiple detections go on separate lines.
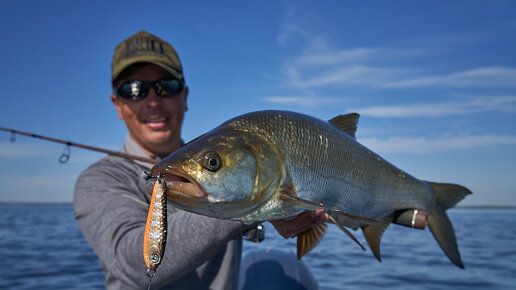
117, 81, 147, 100
156, 79, 184, 97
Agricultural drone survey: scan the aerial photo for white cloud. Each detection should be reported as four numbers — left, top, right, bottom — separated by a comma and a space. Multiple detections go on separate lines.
287, 64, 398, 88
293, 48, 378, 67
360, 134, 516, 154
352, 96, 516, 117
277, 16, 516, 90
276, 7, 404, 89
384, 67, 516, 88
277, 3, 317, 46
0, 141, 110, 164
0, 142, 52, 159
20, 175, 63, 188
264, 96, 344, 107
286, 54, 516, 89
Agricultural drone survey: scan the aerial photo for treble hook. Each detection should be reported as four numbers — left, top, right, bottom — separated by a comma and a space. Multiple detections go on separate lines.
9, 131, 16, 143
59, 143, 71, 164
144, 171, 155, 179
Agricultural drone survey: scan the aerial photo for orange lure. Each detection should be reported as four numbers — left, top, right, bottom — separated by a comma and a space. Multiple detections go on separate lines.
143, 174, 167, 278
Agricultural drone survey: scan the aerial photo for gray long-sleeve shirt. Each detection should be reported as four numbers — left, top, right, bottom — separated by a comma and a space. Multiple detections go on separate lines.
74, 135, 250, 289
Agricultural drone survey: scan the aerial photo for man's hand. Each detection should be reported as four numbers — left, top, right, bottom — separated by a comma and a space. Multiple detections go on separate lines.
270, 209, 329, 239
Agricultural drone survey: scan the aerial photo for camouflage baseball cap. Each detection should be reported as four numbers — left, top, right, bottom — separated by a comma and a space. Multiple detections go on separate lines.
112, 31, 183, 83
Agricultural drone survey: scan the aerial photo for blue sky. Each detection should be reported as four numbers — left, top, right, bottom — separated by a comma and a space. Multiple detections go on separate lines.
0, 1, 515, 206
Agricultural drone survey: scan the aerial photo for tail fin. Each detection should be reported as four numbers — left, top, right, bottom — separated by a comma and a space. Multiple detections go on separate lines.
426, 182, 472, 269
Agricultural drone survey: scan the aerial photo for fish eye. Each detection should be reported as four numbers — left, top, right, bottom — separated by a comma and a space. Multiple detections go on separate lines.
203, 152, 221, 171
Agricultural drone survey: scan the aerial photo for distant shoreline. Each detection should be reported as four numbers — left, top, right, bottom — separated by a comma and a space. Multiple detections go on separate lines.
0, 202, 73, 206
456, 205, 516, 209
1, 202, 515, 209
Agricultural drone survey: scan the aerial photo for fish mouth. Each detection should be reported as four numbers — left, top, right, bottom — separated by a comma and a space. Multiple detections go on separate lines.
154, 169, 207, 199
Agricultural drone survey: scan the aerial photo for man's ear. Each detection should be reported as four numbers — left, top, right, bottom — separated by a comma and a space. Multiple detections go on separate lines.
183, 86, 189, 112
111, 94, 124, 120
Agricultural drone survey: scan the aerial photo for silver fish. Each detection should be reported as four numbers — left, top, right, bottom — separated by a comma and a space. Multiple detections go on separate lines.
151, 110, 471, 268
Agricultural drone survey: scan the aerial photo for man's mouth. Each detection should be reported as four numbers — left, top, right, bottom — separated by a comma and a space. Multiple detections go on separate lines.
144, 117, 168, 128
145, 117, 167, 123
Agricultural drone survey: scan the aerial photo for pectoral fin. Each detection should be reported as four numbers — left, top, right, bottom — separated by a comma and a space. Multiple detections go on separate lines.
329, 214, 366, 251
279, 191, 377, 224
297, 223, 328, 260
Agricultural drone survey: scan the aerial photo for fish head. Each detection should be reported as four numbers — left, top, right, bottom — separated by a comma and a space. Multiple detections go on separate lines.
151, 127, 284, 219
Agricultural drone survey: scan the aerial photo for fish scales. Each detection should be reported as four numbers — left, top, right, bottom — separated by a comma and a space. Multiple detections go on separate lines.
227, 111, 433, 220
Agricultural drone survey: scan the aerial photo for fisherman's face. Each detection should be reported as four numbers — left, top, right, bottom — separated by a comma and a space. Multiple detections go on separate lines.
111, 64, 188, 157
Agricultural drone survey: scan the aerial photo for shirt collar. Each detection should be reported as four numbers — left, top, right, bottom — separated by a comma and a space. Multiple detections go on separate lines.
120, 135, 184, 169
120, 134, 156, 169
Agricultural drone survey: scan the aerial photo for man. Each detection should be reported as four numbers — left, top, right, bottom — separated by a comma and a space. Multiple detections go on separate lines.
74, 31, 327, 289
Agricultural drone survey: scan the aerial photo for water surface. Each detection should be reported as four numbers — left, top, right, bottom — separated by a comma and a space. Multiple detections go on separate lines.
0, 205, 514, 289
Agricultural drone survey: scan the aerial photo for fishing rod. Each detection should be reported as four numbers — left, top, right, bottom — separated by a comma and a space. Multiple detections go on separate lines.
0, 126, 156, 164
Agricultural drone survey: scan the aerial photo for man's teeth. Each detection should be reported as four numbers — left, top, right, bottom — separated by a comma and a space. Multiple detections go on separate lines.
146, 118, 166, 123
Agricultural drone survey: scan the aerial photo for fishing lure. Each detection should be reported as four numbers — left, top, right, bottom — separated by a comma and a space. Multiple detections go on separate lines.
143, 173, 167, 284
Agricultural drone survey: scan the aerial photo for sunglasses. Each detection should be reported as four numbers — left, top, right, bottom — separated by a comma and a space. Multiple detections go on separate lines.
115, 79, 184, 101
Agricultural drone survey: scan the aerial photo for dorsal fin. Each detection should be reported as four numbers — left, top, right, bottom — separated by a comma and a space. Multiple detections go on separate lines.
329, 113, 360, 139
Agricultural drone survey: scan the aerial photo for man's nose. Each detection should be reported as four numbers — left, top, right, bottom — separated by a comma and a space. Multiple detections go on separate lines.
145, 86, 164, 106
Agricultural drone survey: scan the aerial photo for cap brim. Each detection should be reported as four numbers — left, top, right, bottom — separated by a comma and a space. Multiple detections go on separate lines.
112, 56, 183, 82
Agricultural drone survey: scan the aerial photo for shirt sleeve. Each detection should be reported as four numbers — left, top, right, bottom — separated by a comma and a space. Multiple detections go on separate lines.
74, 157, 250, 289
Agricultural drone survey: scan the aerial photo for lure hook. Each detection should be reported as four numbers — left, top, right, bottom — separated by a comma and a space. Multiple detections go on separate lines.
9, 131, 16, 143
146, 268, 156, 278
59, 143, 71, 164
144, 171, 156, 180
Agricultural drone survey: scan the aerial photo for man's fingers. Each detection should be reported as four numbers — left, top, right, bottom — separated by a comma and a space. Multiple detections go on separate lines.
311, 209, 329, 224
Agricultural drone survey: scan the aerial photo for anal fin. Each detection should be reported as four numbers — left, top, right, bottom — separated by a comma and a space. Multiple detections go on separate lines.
297, 223, 328, 260
362, 217, 391, 262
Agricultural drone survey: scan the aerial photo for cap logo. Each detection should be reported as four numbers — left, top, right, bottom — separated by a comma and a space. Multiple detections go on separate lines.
125, 36, 164, 58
